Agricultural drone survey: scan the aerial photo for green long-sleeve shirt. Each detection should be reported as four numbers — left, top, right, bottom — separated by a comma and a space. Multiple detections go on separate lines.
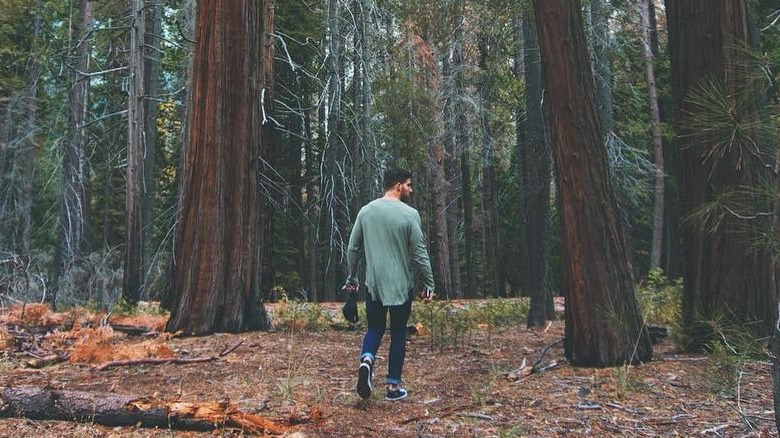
346, 198, 435, 306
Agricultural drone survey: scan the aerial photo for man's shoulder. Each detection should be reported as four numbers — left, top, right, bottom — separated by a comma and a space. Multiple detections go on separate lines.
360, 199, 418, 220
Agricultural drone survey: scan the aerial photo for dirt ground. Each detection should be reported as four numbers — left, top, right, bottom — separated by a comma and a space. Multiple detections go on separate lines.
0, 301, 776, 437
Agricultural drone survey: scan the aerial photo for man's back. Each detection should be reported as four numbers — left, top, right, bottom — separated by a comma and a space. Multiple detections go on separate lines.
347, 199, 434, 306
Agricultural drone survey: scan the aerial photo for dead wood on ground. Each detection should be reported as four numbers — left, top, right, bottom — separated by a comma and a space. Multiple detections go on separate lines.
0, 386, 290, 435
93, 339, 244, 370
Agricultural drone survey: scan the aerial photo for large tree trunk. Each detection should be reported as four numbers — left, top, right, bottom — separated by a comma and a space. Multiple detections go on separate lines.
532, 0, 652, 366
166, 1, 266, 335
666, 0, 777, 345
640, 0, 665, 271
517, 11, 555, 327
0, 387, 285, 434
123, 0, 146, 304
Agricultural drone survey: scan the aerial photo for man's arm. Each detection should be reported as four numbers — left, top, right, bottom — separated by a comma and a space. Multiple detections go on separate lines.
410, 211, 435, 291
346, 210, 364, 285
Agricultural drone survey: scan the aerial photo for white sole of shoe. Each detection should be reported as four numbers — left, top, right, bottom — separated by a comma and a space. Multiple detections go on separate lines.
357, 362, 372, 399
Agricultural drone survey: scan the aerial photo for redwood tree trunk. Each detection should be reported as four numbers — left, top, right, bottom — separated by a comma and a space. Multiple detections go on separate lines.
532, 0, 651, 366
666, 0, 777, 344
166, 0, 265, 335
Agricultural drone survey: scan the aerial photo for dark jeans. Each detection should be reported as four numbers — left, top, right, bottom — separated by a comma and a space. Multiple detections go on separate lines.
359, 288, 412, 385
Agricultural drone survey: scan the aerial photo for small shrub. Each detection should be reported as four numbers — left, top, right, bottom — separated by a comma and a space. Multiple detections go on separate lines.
411, 301, 474, 349
410, 299, 529, 350
271, 300, 330, 332
611, 364, 646, 399
636, 268, 682, 328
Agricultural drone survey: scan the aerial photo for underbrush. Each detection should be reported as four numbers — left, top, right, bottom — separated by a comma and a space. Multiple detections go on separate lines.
269, 296, 532, 349
636, 268, 682, 330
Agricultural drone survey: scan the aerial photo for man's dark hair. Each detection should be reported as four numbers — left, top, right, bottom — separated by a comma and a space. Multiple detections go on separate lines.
383, 168, 412, 190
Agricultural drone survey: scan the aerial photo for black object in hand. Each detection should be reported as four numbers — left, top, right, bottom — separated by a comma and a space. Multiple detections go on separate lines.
342, 289, 359, 323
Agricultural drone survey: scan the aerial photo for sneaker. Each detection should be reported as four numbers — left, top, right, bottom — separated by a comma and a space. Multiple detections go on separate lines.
385, 387, 408, 401
356, 361, 372, 399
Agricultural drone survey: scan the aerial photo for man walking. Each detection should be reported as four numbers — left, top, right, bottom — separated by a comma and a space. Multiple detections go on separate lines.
345, 168, 435, 401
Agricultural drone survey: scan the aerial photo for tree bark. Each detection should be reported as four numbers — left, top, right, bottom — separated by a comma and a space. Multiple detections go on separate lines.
321, 0, 347, 301
517, 10, 555, 326
166, 0, 266, 335
532, 0, 651, 366
0, 387, 286, 434
124, 0, 146, 305
141, 0, 163, 298
258, 0, 277, 305
666, 0, 777, 344
640, 0, 665, 271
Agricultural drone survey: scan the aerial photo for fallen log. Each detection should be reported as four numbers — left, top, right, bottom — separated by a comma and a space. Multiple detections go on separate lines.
0, 386, 288, 434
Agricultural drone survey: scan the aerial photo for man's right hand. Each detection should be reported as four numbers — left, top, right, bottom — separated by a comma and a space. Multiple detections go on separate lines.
420, 288, 434, 303
343, 282, 359, 293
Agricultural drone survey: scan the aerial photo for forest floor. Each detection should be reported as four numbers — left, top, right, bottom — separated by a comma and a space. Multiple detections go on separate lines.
0, 299, 776, 437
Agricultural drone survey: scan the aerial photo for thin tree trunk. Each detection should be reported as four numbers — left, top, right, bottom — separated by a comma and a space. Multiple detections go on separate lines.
258, 0, 276, 301
443, 54, 463, 299
124, 0, 146, 304
478, 35, 501, 298
452, 16, 474, 297
321, 0, 346, 302
640, 0, 665, 271
141, 0, 163, 299
53, 0, 93, 308
20, 7, 42, 256
304, 110, 318, 301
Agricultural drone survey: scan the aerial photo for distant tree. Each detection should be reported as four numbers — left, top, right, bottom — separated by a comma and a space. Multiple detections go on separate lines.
532, 0, 652, 365
166, 0, 269, 335
51, 0, 94, 308
639, 0, 665, 271
123, 0, 146, 304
